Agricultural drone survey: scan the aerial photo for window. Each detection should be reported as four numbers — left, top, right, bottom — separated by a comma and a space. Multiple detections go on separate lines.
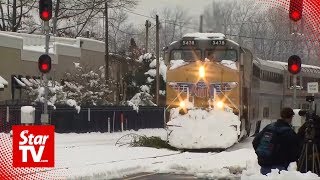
263, 107, 269, 118
205, 49, 237, 62
171, 50, 201, 62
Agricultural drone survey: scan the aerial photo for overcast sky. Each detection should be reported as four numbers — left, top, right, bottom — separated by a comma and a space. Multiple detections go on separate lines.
127, 0, 212, 27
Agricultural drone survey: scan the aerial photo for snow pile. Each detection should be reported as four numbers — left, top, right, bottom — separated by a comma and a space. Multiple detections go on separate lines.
242, 166, 320, 180
170, 60, 189, 70
221, 60, 238, 70
0, 76, 8, 85
66, 99, 81, 113
127, 85, 156, 112
167, 108, 240, 149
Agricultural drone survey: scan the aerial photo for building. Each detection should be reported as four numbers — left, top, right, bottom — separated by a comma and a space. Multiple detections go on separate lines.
0, 31, 138, 104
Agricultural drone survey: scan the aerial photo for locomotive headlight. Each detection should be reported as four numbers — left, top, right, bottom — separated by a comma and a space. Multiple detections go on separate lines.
179, 101, 186, 108
199, 66, 205, 78
217, 101, 224, 109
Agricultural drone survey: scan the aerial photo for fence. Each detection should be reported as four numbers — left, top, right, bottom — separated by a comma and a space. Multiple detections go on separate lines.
0, 104, 166, 133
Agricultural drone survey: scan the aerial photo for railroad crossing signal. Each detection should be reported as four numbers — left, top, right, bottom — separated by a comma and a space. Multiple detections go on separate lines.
289, 0, 304, 22
38, 54, 52, 73
288, 55, 301, 75
39, 0, 52, 21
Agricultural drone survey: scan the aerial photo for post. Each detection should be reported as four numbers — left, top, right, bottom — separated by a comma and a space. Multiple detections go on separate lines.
125, 118, 128, 130
156, 15, 160, 105
199, 15, 203, 33
293, 75, 297, 108
112, 111, 115, 132
145, 20, 151, 53
108, 117, 111, 133
41, 21, 50, 125
88, 108, 91, 122
6, 106, 9, 123
104, 1, 109, 82
120, 113, 124, 132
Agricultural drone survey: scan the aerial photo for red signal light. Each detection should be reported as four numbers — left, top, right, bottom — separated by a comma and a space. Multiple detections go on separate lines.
289, 0, 303, 22
41, 63, 49, 71
38, 54, 52, 73
39, 0, 52, 21
288, 55, 301, 75
41, 11, 50, 21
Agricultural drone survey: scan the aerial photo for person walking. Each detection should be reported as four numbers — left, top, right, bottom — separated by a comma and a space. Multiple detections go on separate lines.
252, 107, 302, 175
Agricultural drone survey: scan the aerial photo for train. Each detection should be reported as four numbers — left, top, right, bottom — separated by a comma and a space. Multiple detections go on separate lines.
164, 32, 320, 138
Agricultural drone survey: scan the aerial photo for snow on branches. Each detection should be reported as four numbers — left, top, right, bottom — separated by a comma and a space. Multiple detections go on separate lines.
24, 63, 113, 112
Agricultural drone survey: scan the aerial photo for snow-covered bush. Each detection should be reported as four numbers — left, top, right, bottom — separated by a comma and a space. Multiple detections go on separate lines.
24, 63, 113, 111
125, 53, 167, 108
62, 64, 113, 106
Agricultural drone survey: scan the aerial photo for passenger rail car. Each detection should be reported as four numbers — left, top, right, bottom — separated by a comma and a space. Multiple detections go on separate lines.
250, 59, 320, 134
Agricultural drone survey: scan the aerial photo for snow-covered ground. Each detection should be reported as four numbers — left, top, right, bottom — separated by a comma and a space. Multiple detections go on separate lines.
57, 130, 320, 180
1, 128, 319, 179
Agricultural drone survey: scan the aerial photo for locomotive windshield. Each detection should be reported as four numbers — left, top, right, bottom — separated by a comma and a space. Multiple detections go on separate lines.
205, 50, 237, 62
170, 50, 201, 62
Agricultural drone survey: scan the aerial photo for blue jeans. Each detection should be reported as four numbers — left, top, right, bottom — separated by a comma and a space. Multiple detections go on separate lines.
260, 165, 287, 175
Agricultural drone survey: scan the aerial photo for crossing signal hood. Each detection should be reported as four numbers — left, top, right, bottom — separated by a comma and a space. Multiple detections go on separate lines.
289, 0, 303, 22
288, 55, 301, 75
38, 54, 52, 73
39, 0, 52, 21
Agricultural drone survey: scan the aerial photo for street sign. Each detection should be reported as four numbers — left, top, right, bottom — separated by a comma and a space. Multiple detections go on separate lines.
307, 82, 318, 94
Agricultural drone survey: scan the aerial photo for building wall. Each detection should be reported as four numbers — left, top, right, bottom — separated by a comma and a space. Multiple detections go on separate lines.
0, 46, 22, 101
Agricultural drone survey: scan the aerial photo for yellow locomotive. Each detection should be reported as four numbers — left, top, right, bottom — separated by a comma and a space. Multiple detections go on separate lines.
164, 33, 253, 136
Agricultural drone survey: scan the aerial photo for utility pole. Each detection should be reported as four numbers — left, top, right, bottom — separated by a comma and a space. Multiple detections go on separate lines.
105, 1, 109, 82
145, 20, 151, 53
199, 15, 203, 33
156, 15, 160, 105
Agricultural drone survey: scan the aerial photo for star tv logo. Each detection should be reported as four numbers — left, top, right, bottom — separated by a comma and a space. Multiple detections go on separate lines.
12, 125, 54, 167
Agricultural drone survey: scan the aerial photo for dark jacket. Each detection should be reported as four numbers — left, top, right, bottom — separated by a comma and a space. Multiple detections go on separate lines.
253, 119, 302, 167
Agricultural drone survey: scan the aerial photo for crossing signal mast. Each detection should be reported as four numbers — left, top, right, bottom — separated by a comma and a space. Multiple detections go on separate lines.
288, 0, 304, 109
39, 0, 52, 125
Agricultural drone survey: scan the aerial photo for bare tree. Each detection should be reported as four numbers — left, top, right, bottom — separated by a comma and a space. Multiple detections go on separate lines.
203, 0, 320, 65
0, 0, 36, 32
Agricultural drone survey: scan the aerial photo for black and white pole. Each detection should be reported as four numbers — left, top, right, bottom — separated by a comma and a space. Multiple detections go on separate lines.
39, 0, 52, 124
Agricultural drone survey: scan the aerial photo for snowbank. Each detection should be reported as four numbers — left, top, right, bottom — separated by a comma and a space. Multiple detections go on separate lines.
170, 60, 189, 70
167, 108, 240, 149
242, 165, 320, 180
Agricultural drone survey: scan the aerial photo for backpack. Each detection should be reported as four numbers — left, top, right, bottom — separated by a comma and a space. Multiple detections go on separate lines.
256, 123, 291, 159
